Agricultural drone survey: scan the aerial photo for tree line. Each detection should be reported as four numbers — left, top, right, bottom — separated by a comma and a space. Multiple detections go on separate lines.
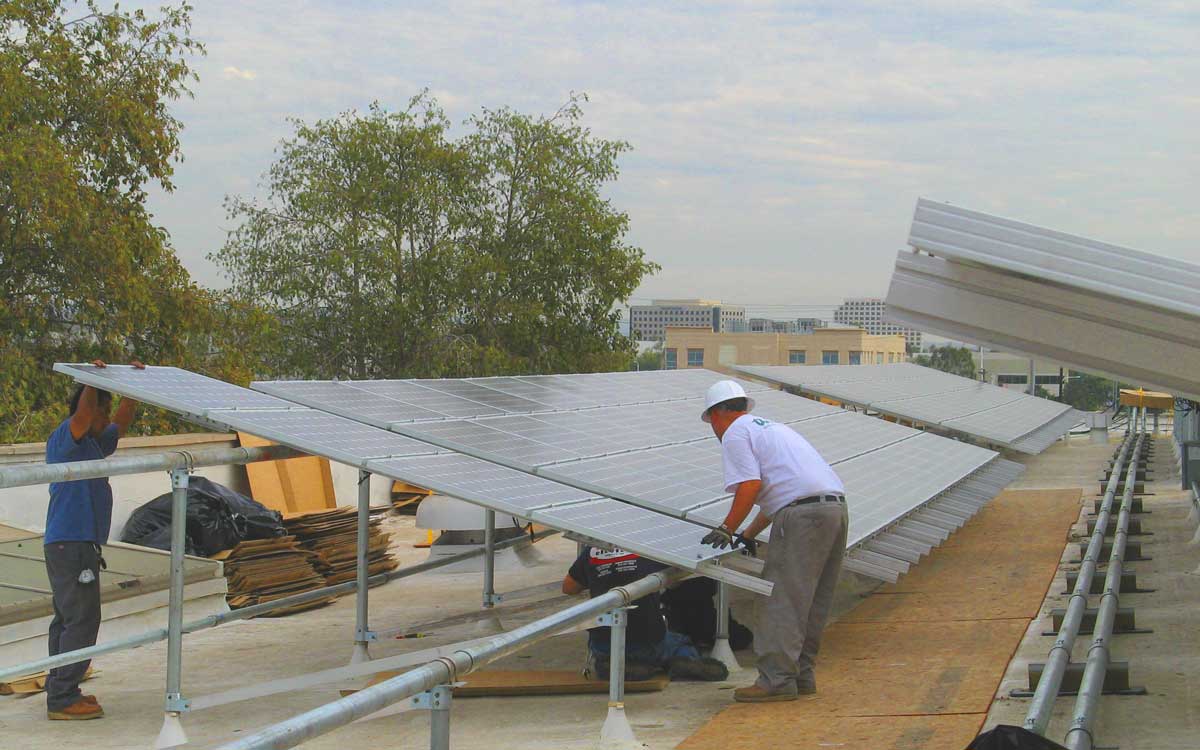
1, 2, 655, 443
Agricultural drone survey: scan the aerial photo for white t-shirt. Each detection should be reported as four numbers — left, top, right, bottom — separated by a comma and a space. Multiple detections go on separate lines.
720, 414, 845, 518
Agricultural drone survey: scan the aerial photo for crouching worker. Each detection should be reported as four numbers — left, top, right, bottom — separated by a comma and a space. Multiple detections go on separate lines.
562, 546, 728, 682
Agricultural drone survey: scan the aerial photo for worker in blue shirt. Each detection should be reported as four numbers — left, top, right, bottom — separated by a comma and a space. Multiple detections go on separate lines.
43, 359, 143, 720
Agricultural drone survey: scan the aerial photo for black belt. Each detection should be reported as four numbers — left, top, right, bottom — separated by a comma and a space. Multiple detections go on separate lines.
786, 494, 844, 508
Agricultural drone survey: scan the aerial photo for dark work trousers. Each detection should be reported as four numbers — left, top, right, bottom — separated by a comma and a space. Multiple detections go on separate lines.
753, 501, 848, 691
44, 542, 102, 710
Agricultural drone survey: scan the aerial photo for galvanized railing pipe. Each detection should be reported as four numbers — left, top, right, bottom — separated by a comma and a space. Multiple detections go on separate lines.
213, 568, 689, 750
0, 444, 306, 489
1024, 421, 1139, 735
1063, 428, 1146, 750
0, 528, 558, 681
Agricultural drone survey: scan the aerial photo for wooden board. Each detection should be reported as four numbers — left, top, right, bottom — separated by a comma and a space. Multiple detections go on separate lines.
341, 669, 669, 698
680, 488, 1084, 750
238, 432, 336, 514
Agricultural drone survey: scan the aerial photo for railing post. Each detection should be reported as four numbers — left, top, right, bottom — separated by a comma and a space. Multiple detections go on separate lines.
351, 469, 374, 664
599, 608, 635, 743
482, 509, 498, 608
411, 685, 453, 750
156, 467, 190, 749
708, 581, 739, 671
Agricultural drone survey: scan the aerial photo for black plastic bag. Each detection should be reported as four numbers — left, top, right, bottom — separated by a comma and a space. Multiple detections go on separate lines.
120, 476, 284, 557
966, 725, 1068, 750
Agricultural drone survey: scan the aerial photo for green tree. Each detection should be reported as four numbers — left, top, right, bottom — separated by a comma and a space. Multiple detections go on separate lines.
914, 345, 977, 379
633, 344, 662, 371
0, 2, 268, 442
216, 93, 656, 380
1062, 372, 1117, 411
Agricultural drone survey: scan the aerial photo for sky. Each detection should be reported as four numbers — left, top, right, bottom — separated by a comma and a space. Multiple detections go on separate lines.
132, 0, 1199, 313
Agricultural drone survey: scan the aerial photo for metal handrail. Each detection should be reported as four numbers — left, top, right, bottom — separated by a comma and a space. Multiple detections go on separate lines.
0, 528, 557, 682
213, 568, 689, 750
0, 443, 306, 489
1024, 412, 1140, 735
1063, 429, 1145, 749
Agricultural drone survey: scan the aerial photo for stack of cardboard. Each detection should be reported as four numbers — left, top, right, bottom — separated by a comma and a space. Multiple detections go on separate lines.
390, 480, 432, 515
212, 537, 335, 616
283, 508, 398, 585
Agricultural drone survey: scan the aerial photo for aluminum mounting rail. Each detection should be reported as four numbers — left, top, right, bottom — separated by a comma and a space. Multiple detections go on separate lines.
1063, 417, 1147, 749
1023, 410, 1140, 735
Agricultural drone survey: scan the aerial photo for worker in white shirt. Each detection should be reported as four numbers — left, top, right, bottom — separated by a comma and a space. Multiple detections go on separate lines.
699, 380, 847, 702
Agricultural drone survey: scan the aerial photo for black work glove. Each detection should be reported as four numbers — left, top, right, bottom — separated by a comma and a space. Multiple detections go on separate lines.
701, 525, 734, 549
734, 533, 759, 557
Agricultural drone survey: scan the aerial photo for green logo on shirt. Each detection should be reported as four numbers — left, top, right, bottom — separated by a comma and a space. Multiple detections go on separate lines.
753, 418, 771, 427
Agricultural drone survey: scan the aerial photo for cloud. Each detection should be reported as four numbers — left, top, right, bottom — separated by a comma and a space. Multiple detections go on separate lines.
221, 66, 257, 81
126, 0, 1198, 303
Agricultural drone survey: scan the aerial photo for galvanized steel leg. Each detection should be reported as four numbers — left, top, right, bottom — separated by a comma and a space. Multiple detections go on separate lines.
351, 470, 374, 664
156, 468, 190, 749
411, 685, 453, 750
599, 608, 635, 743
708, 582, 739, 671
482, 509, 498, 608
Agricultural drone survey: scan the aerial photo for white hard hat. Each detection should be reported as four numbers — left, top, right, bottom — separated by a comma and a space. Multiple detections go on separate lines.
701, 380, 755, 423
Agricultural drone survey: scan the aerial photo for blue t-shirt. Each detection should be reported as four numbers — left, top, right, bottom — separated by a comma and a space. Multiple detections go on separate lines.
45, 419, 119, 544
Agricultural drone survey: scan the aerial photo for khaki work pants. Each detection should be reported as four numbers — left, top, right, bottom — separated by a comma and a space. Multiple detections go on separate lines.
754, 500, 848, 691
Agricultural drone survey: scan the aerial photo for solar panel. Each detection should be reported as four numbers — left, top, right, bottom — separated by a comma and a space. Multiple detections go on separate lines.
58, 364, 291, 415
736, 363, 1076, 454
834, 433, 994, 545
56, 363, 763, 592
789, 412, 918, 464
541, 439, 729, 516
347, 380, 509, 419
531, 498, 729, 570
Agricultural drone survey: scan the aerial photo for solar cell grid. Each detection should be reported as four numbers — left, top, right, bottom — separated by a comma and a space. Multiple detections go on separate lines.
872, 386, 1024, 425
59, 364, 291, 414
347, 380, 508, 418
210, 408, 436, 467
252, 380, 446, 425
531, 498, 725, 567
789, 412, 918, 464
836, 434, 994, 544
392, 419, 578, 470
366, 453, 599, 516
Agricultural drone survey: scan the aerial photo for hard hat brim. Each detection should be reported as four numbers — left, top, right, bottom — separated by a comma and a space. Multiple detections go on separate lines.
700, 396, 755, 423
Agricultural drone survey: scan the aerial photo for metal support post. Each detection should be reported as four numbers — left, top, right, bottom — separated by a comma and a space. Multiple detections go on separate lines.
598, 608, 635, 743
351, 470, 374, 664
482, 509, 500, 607
156, 468, 191, 749
1028, 358, 1036, 396
708, 582, 739, 672
410, 685, 453, 750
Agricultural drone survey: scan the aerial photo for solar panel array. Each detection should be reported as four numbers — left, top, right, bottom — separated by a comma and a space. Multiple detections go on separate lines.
53, 364, 766, 592
56, 363, 1024, 588
250, 367, 1020, 578
735, 363, 1083, 454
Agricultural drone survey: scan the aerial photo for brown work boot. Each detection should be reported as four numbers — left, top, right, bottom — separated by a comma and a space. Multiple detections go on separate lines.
81, 694, 98, 704
48, 698, 104, 720
733, 684, 799, 703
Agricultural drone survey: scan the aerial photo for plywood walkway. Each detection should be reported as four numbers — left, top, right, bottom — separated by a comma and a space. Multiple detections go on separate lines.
679, 488, 1083, 750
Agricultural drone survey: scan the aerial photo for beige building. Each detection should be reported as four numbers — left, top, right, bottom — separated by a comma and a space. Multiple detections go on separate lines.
663, 328, 907, 373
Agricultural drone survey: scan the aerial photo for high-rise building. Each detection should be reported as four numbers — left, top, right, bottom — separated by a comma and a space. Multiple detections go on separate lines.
629, 299, 746, 341
833, 298, 922, 351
